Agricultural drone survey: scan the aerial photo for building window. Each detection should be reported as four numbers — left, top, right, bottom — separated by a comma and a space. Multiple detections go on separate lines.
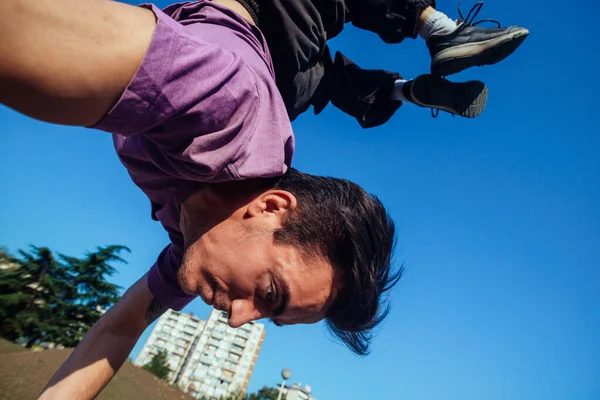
231, 344, 244, 351
222, 370, 234, 377
234, 335, 247, 344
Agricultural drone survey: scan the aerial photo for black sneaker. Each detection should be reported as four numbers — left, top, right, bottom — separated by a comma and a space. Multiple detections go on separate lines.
427, 2, 529, 77
407, 74, 488, 118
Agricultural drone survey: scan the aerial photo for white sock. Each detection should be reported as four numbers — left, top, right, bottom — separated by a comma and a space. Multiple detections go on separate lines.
419, 11, 457, 41
391, 79, 412, 103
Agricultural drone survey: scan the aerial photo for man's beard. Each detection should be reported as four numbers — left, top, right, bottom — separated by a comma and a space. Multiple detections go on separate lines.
177, 241, 201, 296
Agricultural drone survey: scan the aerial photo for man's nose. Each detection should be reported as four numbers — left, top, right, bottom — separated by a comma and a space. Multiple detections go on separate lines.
227, 298, 262, 328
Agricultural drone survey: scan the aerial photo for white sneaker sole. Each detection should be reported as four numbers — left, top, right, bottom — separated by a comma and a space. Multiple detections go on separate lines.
431, 28, 529, 76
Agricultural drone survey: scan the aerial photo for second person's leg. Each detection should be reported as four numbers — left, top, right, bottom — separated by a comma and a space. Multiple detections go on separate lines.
312, 50, 489, 127
345, 0, 529, 76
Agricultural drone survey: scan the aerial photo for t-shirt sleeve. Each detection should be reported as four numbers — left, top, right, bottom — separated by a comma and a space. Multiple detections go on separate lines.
147, 244, 196, 310
92, 4, 256, 141
92, 4, 180, 136
94, 3, 292, 183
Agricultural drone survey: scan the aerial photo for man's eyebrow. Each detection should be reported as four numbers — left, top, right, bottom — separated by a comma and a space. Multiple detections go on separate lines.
272, 268, 290, 317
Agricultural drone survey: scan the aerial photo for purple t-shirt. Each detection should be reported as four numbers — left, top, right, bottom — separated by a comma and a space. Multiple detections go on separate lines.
94, 1, 295, 310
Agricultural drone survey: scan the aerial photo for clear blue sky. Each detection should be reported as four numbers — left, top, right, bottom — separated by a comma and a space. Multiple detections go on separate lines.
1, 0, 598, 399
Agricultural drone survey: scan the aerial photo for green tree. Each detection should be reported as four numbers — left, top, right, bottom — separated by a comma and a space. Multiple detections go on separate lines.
0, 245, 128, 348
243, 386, 281, 400
143, 349, 171, 380
56, 245, 127, 346
0, 246, 71, 346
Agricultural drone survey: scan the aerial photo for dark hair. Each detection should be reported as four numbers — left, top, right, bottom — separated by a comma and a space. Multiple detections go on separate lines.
271, 168, 401, 355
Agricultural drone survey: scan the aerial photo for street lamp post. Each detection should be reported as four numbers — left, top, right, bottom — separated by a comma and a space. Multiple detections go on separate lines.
276, 368, 292, 400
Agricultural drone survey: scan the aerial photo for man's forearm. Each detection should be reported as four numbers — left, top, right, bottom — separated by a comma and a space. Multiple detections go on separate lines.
39, 274, 166, 400
39, 321, 142, 399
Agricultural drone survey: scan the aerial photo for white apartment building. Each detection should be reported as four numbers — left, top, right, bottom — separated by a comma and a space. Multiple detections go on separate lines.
135, 309, 265, 399
135, 309, 205, 382
177, 310, 265, 399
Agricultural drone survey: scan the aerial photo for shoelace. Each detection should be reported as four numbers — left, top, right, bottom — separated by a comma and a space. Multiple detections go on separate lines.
430, 2, 500, 119
457, 1, 502, 30
456, 2, 501, 30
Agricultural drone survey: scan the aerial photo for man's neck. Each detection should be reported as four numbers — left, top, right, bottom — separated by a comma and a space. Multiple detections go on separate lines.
179, 182, 256, 246
180, 187, 222, 248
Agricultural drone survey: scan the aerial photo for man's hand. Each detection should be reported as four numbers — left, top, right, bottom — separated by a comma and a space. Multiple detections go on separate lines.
0, 0, 156, 126
39, 274, 167, 400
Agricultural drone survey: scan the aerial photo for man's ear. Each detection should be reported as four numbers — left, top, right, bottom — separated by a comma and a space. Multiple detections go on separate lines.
245, 190, 297, 223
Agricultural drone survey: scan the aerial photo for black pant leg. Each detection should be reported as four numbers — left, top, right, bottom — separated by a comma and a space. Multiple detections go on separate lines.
256, 0, 421, 126
311, 50, 403, 129
256, 0, 346, 120
345, 0, 436, 42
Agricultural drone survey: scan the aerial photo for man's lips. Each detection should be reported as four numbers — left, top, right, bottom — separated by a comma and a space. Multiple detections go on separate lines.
198, 272, 218, 306
199, 278, 230, 314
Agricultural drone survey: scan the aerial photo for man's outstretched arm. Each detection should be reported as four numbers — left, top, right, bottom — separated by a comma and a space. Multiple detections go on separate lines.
39, 274, 168, 400
0, 0, 155, 126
